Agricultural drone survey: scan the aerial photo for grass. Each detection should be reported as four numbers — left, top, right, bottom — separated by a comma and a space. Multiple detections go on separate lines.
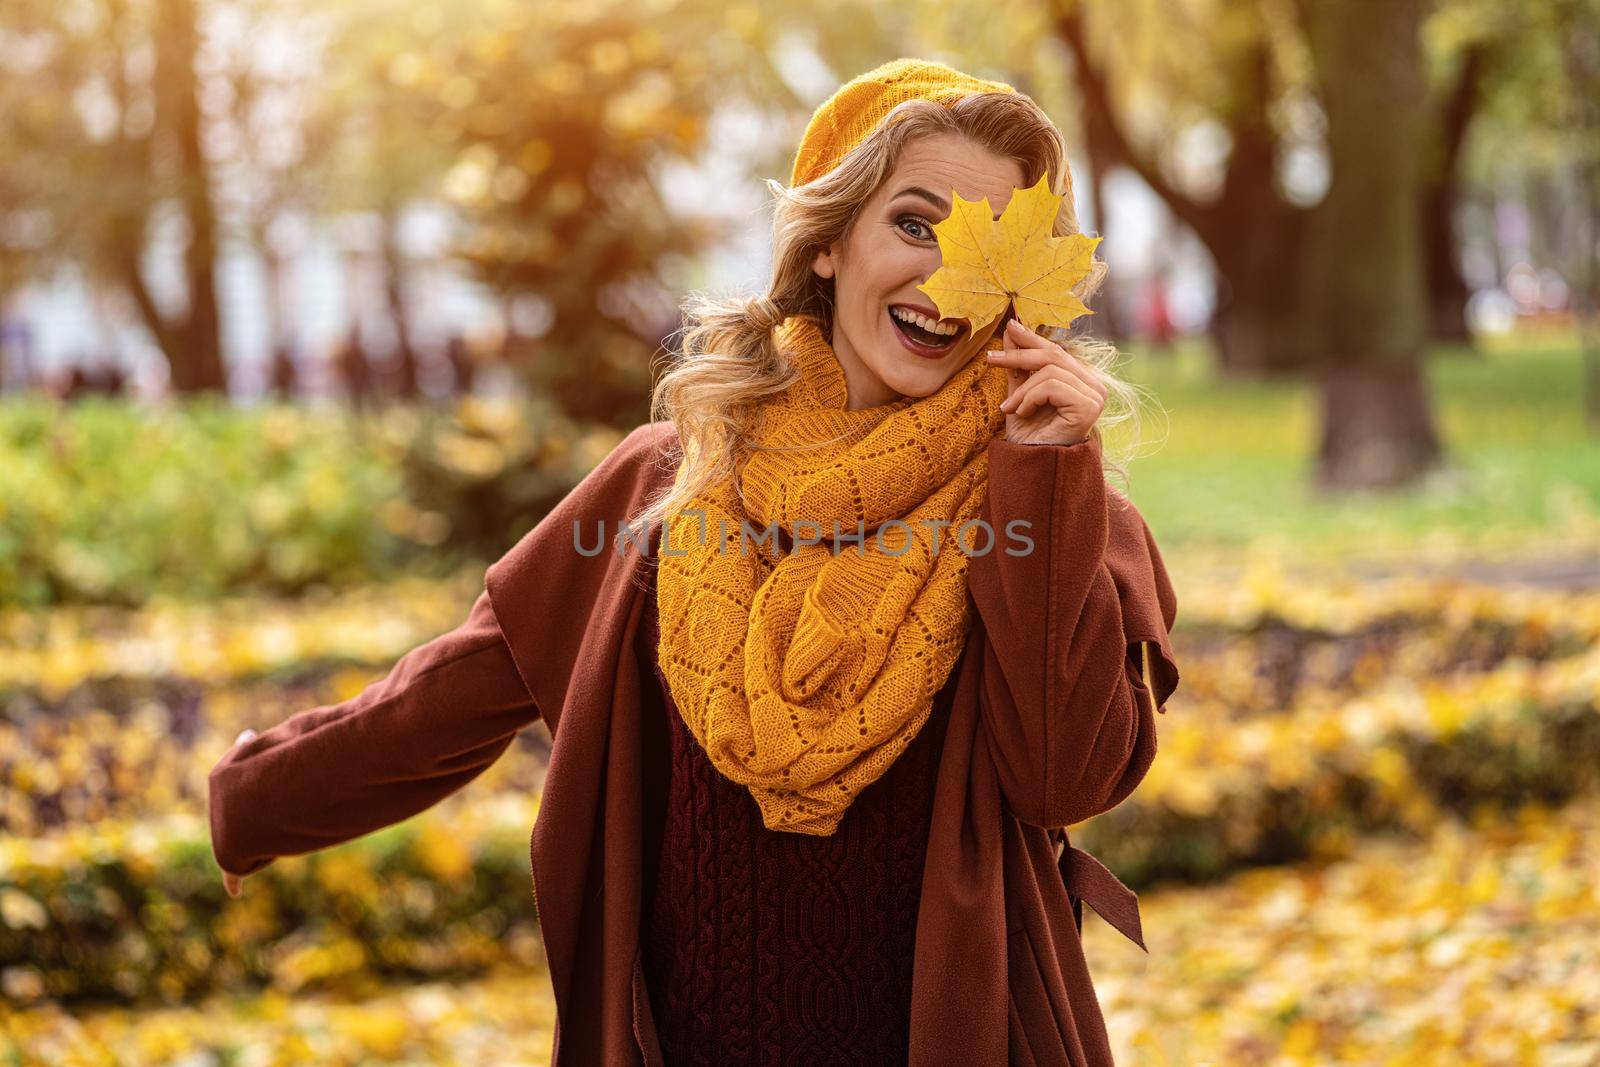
1104, 327, 1600, 567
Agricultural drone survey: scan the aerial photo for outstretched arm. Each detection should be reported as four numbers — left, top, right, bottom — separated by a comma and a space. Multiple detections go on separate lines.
207, 585, 540, 879
207, 421, 677, 887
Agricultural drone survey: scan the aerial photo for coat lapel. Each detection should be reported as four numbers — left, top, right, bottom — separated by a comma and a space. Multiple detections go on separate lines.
908, 630, 1011, 1062
486, 424, 674, 1065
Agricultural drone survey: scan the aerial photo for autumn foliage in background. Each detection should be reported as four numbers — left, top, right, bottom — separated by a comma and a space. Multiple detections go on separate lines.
2, 0, 1599, 1062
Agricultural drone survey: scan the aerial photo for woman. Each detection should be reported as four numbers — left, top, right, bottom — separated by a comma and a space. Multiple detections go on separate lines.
209, 58, 1181, 1067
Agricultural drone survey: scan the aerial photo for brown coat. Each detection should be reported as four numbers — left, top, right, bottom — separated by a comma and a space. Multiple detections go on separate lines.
208, 420, 1181, 1066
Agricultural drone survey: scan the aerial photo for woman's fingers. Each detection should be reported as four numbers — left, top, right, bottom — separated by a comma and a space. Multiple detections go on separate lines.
1002, 372, 1096, 420
999, 363, 1095, 412
988, 319, 1106, 442
989, 321, 1106, 398
219, 729, 258, 897
989, 344, 1105, 399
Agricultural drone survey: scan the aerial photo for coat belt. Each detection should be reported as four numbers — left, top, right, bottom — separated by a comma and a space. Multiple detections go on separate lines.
1054, 837, 1146, 953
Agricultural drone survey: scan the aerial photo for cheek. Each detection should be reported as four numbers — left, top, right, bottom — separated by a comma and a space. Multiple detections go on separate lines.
847, 236, 934, 298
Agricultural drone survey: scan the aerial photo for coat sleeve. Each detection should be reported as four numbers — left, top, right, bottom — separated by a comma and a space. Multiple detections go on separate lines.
965, 433, 1181, 829
207, 585, 541, 877
207, 421, 676, 878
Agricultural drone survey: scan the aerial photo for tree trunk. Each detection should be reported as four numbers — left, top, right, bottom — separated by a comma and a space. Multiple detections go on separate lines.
1206, 198, 1314, 377
1201, 41, 1318, 378
1056, 4, 1487, 378
1302, 0, 1442, 490
1314, 360, 1441, 489
1421, 44, 1489, 347
1422, 180, 1474, 346
0, 289, 11, 393
382, 206, 420, 400
1570, 11, 1600, 432
156, 0, 226, 394
1079, 109, 1126, 343
1084, 159, 1127, 342
1057, 7, 1316, 377
264, 243, 291, 350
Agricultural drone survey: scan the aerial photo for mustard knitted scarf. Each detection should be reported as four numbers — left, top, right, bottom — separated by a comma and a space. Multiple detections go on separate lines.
655, 313, 1012, 835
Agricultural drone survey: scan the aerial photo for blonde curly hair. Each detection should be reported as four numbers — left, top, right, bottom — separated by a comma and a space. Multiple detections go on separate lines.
633, 89, 1157, 539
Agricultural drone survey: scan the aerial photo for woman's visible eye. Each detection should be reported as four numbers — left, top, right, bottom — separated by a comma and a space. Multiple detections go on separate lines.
895, 214, 934, 242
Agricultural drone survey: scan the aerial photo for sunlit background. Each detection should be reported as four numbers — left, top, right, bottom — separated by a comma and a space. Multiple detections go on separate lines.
2, 0, 1598, 1062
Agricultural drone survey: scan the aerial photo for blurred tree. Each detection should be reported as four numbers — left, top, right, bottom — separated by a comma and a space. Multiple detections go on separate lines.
297, 0, 448, 406
1552, 0, 1600, 430
2, 0, 912, 418
1420, 36, 1490, 346
213, 0, 335, 378
444, 333, 477, 395
1465, 0, 1600, 429
150, 0, 226, 392
1055, 0, 1314, 376
1300, 0, 1443, 489
1052, 0, 1520, 373
334, 326, 377, 411
1576, 18, 1600, 433
0, 21, 46, 349
268, 342, 299, 399
1037, 0, 1600, 488
0, 0, 260, 394
314, 0, 894, 427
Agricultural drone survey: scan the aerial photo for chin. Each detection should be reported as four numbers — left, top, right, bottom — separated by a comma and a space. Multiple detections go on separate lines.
859, 322, 973, 400
883, 361, 961, 399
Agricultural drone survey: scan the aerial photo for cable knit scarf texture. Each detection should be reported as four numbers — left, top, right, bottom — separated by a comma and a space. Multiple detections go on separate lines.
654, 313, 1016, 835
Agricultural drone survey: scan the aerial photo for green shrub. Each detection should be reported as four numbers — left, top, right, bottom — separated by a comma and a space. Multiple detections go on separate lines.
0, 394, 625, 609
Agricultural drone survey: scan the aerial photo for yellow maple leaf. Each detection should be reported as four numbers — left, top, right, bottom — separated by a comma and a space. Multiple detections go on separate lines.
916, 170, 1102, 348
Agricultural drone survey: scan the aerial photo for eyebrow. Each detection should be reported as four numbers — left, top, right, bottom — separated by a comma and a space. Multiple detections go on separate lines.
893, 186, 951, 215
893, 185, 1003, 220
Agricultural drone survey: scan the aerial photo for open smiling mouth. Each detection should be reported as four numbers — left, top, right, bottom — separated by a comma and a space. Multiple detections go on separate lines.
888, 304, 968, 358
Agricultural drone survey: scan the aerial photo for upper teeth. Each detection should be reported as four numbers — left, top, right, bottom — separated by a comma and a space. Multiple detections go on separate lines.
892, 306, 960, 337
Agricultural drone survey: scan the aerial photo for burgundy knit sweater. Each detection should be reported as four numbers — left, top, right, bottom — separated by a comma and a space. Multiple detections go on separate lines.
635, 561, 959, 1066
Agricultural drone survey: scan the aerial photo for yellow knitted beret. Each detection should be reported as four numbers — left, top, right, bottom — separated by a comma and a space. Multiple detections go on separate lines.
789, 57, 1017, 188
